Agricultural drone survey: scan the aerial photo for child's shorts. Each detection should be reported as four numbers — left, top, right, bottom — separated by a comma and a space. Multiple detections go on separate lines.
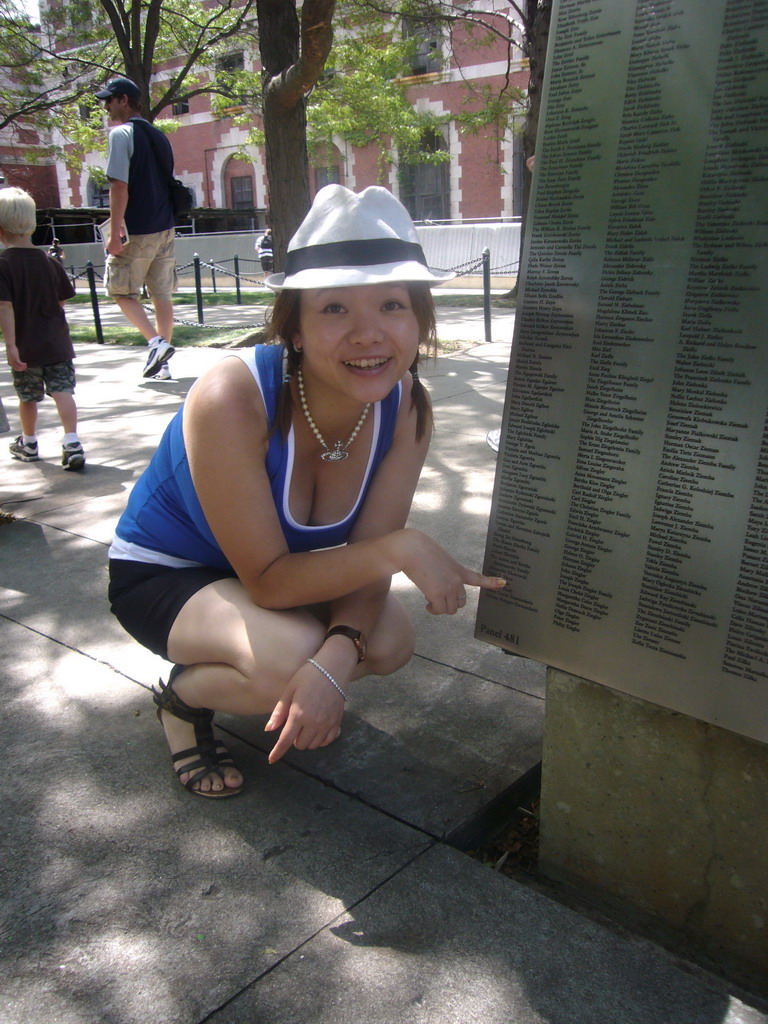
12, 361, 76, 403
108, 558, 236, 659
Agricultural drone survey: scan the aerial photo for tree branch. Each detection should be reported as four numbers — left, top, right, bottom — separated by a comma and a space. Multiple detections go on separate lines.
271, 0, 335, 110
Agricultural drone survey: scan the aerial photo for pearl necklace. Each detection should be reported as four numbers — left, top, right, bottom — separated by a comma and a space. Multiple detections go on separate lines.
297, 368, 371, 462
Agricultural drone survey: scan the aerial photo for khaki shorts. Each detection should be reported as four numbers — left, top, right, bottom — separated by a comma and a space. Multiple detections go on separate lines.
105, 228, 177, 301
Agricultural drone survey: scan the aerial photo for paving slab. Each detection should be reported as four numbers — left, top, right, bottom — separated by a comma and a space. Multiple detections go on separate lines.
203, 842, 768, 1024
0, 510, 541, 841
2, 319, 766, 1021
229, 652, 543, 839
0, 623, 431, 1024
1, 331, 544, 845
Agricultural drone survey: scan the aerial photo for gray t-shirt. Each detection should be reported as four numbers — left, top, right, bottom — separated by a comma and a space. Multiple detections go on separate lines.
105, 123, 134, 183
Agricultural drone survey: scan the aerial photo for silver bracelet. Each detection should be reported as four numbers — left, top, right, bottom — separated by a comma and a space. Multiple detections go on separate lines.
307, 658, 348, 702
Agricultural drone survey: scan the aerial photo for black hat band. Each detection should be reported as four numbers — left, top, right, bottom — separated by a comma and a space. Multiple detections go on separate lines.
284, 238, 427, 276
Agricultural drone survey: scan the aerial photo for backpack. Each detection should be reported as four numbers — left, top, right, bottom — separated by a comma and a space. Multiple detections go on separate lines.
131, 118, 194, 216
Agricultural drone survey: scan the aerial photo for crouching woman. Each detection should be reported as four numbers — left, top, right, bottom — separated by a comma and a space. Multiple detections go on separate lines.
107, 185, 505, 798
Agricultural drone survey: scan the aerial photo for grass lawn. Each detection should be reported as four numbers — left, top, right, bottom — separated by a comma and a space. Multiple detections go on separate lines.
67, 290, 274, 307
68, 289, 515, 309
68, 321, 473, 353
69, 323, 255, 348
67, 288, 514, 351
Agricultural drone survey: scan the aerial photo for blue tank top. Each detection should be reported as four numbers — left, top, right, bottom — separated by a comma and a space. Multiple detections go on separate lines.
112, 345, 402, 568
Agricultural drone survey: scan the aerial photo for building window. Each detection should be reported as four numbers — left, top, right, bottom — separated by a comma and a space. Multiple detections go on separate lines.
69, 0, 92, 29
400, 130, 449, 221
403, 17, 442, 76
216, 52, 244, 73
231, 176, 254, 209
216, 52, 247, 104
172, 99, 190, 115
311, 142, 343, 195
314, 165, 340, 191
87, 177, 110, 209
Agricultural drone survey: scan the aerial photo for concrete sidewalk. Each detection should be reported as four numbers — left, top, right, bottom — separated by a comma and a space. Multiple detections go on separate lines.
1, 306, 766, 1023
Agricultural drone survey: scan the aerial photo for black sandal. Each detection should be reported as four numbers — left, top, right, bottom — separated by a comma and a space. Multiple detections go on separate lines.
152, 668, 243, 799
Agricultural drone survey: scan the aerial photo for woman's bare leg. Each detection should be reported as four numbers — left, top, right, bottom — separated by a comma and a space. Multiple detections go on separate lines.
161, 578, 415, 792
162, 578, 323, 792
348, 593, 415, 681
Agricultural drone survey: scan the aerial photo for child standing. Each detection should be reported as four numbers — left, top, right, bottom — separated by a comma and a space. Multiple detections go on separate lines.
0, 187, 85, 471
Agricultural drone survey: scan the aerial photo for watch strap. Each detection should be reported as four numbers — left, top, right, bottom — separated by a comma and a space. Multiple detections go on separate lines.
324, 625, 366, 662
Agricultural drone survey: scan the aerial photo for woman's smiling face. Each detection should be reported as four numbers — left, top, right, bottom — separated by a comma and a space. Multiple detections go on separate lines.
294, 283, 421, 403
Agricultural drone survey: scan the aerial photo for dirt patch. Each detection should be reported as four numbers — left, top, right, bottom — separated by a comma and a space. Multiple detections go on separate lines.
468, 799, 540, 878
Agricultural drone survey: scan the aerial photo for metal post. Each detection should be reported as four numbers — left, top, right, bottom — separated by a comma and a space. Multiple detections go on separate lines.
234, 255, 242, 304
210, 260, 217, 294
482, 247, 492, 344
85, 261, 104, 344
193, 254, 204, 324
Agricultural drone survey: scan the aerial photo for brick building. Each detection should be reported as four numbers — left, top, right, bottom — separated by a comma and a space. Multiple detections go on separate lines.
0, 27, 61, 208
2, 3, 529, 229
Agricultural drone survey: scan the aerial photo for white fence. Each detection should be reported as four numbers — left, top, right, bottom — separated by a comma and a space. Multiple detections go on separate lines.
50, 222, 521, 287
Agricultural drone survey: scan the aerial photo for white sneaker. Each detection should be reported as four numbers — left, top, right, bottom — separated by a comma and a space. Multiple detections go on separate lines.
9, 435, 39, 462
61, 440, 86, 471
155, 363, 172, 380
143, 338, 175, 378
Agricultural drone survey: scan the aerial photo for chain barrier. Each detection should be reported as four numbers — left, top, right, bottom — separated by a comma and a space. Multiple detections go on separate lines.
159, 305, 268, 331
70, 252, 515, 287
429, 254, 486, 275
70, 265, 104, 283
72, 248, 516, 341
197, 257, 268, 289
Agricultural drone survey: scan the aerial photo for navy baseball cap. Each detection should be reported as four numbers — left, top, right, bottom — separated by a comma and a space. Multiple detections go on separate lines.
95, 77, 141, 101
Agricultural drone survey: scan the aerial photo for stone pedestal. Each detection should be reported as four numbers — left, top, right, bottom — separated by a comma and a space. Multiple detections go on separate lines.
538, 669, 768, 991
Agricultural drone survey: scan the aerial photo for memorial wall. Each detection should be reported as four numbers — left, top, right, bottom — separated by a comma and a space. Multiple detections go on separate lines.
476, 0, 768, 742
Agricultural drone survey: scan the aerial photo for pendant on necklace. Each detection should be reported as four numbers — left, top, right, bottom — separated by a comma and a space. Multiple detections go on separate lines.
297, 368, 370, 464
321, 446, 350, 463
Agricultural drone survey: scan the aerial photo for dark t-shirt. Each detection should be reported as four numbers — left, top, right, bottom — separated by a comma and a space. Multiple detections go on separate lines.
0, 248, 76, 366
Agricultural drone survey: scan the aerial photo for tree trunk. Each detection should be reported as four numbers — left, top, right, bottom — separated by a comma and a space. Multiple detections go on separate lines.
507, 0, 552, 298
524, 0, 552, 166
262, 89, 311, 269
258, 0, 306, 267
256, 0, 335, 270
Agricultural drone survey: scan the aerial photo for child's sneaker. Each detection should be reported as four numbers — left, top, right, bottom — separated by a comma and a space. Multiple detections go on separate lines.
155, 363, 172, 380
9, 436, 39, 462
61, 441, 86, 471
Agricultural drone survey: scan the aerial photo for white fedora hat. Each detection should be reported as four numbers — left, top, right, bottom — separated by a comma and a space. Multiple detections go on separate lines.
265, 184, 454, 290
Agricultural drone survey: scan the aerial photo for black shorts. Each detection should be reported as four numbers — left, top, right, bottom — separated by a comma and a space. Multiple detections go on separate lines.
108, 559, 236, 659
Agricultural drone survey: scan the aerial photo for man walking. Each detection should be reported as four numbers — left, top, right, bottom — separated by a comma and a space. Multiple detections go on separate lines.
95, 76, 177, 379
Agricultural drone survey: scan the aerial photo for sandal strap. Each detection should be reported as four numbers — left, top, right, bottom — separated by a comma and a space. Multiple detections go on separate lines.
171, 748, 226, 788
213, 744, 237, 768
170, 743, 240, 793
171, 740, 234, 764
152, 675, 214, 727
154, 674, 242, 797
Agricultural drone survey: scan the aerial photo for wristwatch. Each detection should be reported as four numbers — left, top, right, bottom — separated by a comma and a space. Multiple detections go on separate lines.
324, 625, 367, 663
